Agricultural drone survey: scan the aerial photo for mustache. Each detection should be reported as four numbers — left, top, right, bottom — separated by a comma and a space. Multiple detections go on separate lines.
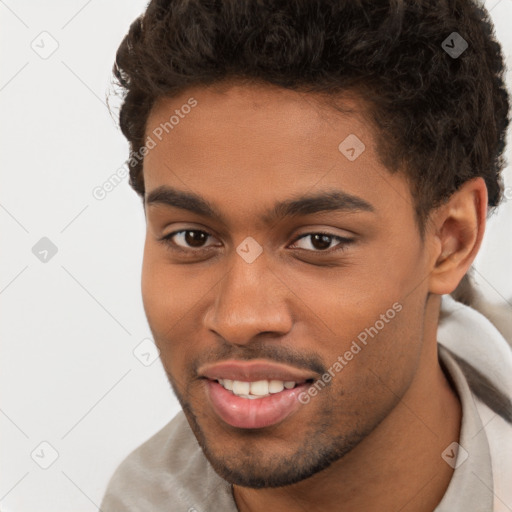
192, 341, 327, 377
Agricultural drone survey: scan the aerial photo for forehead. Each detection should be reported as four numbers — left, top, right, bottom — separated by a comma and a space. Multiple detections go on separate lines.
143, 82, 415, 227
146, 81, 369, 153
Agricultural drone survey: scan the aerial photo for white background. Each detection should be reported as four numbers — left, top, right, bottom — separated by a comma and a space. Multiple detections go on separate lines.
0, 1, 511, 510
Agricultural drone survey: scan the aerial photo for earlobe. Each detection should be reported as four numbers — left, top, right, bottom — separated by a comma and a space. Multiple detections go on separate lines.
428, 178, 488, 296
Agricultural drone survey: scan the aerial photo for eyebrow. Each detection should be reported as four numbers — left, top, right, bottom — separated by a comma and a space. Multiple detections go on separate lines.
145, 185, 375, 225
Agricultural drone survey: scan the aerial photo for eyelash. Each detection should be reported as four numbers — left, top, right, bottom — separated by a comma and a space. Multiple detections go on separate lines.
158, 229, 354, 256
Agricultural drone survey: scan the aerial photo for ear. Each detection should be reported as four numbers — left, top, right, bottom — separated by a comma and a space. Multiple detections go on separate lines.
428, 177, 488, 295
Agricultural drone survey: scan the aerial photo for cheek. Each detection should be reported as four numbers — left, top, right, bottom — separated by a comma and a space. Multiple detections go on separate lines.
141, 251, 169, 330
321, 303, 424, 423
141, 239, 196, 327
140, 240, 222, 380
358, 293, 425, 384
141, 242, 190, 367
304, 261, 426, 398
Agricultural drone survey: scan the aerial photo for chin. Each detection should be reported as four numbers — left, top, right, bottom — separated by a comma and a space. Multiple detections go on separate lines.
194, 422, 363, 489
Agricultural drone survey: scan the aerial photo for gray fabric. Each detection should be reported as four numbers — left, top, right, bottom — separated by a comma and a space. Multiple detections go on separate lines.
100, 412, 237, 512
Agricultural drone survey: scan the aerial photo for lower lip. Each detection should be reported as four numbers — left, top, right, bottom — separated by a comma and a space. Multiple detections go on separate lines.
205, 380, 309, 429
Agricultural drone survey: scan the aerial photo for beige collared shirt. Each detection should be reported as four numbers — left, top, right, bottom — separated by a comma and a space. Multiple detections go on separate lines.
434, 345, 494, 511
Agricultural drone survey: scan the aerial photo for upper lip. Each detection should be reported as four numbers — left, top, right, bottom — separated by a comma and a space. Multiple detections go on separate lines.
198, 360, 317, 383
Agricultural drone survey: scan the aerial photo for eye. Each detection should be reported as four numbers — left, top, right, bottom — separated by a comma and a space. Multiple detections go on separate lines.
159, 229, 354, 255
160, 229, 217, 251
289, 232, 354, 252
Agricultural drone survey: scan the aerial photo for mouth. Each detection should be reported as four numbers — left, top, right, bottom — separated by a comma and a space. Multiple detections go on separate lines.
199, 360, 318, 429
214, 377, 312, 398
204, 378, 314, 429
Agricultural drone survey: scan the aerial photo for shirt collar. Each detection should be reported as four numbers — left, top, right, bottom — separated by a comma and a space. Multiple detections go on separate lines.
434, 344, 494, 511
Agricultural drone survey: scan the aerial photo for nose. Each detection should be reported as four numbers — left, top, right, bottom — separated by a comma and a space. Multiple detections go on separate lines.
202, 250, 293, 346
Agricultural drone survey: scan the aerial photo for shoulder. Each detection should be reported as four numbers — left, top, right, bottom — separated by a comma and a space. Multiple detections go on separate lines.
438, 294, 512, 403
438, 296, 512, 509
100, 411, 235, 511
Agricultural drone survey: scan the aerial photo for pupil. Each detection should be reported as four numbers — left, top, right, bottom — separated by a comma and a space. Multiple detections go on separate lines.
185, 231, 206, 247
312, 234, 331, 250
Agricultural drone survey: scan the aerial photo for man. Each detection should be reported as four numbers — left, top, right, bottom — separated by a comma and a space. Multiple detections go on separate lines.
101, 0, 512, 510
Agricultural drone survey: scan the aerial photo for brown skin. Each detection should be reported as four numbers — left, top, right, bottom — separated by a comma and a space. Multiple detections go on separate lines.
140, 81, 487, 511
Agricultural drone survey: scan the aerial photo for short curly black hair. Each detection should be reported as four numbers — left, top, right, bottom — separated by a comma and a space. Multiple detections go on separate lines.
112, 0, 510, 229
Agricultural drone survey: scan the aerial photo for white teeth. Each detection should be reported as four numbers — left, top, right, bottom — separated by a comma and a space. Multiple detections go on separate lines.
232, 381, 250, 395
218, 379, 298, 398
250, 380, 269, 396
268, 380, 284, 393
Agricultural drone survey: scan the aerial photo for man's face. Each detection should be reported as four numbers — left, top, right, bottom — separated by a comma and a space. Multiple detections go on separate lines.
141, 82, 433, 487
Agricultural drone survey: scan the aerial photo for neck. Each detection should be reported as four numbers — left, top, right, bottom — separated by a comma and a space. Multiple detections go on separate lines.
233, 296, 462, 512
